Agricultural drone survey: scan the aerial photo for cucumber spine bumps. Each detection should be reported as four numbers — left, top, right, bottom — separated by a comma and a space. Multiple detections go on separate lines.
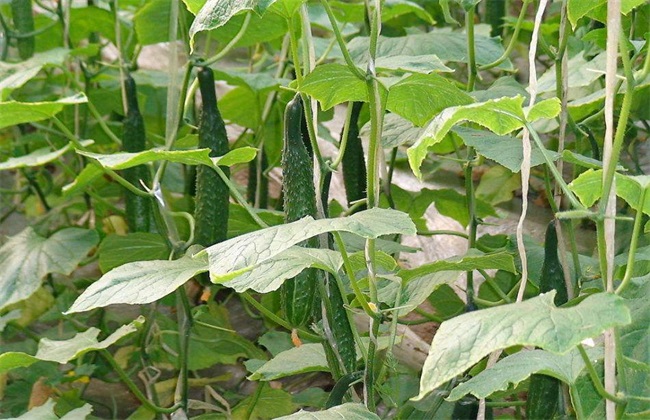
526, 221, 569, 419
194, 66, 230, 248
122, 74, 152, 233
11, 0, 34, 60
281, 94, 318, 327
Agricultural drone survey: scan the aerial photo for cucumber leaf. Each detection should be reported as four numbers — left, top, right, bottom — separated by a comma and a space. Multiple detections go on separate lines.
416, 292, 631, 400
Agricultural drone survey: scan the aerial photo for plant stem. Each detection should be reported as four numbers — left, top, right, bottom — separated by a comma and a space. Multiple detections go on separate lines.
240, 292, 321, 342
200, 12, 251, 66
99, 349, 182, 414
362, 0, 384, 410
615, 186, 647, 295
176, 287, 193, 411
479, 0, 532, 71
577, 345, 626, 405
465, 7, 477, 91
319, 0, 365, 80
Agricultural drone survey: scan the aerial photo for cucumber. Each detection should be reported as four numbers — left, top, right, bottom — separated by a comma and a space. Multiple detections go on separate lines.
194, 66, 230, 248
122, 74, 152, 233
325, 275, 357, 375
11, 0, 34, 60
485, 0, 507, 38
341, 102, 367, 212
281, 94, 318, 327
526, 221, 568, 419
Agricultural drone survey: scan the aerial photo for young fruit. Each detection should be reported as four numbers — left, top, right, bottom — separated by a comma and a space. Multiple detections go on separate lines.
194, 66, 230, 248
122, 74, 152, 233
281, 94, 318, 327
527, 221, 568, 419
11, 0, 34, 60
341, 102, 367, 212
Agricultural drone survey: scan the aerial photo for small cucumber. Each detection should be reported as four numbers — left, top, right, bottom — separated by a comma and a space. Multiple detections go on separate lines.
281, 94, 318, 327
485, 0, 507, 38
194, 67, 230, 248
325, 275, 357, 375
122, 74, 152, 233
526, 221, 568, 419
11, 0, 34, 60
341, 102, 367, 212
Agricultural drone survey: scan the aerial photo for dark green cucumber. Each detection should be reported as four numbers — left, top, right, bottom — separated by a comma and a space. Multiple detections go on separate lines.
325, 371, 363, 408
527, 221, 568, 419
485, 0, 507, 38
341, 102, 367, 212
122, 74, 152, 233
325, 275, 357, 374
194, 66, 230, 248
281, 94, 318, 327
11, 0, 34, 60
539, 221, 568, 304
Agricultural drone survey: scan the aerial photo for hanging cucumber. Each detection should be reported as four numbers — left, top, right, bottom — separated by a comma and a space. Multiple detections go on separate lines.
194, 66, 230, 248
281, 94, 318, 328
527, 221, 568, 419
325, 275, 357, 375
341, 102, 367, 212
485, 0, 507, 38
11, 0, 34, 60
122, 74, 152, 233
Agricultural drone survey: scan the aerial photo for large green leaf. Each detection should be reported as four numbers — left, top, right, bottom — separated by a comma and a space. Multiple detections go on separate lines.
348, 32, 511, 69
0, 94, 88, 130
386, 73, 474, 127
0, 317, 142, 373
299, 63, 367, 110
98, 233, 169, 273
134, 0, 171, 45
249, 343, 329, 380
13, 399, 93, 420
35, 317, 143, 363
374, 55, 452, 74
276, 403, 380, 419
0, 48, 70, 100
567, 0, 645, 27
453, 127, 559, 173
380, 250, 516, 315
448, 347, 603, 400
329, 0, 434, 25
0, 227, 99, 311
231, 387, 296, 419
619, 280, 650, 415
67, 209, 413, 313
189, 0, 279, 49
407, 96, 527, 179
220, 247, 343, 293
78, 147, 256, 170
203, 208, 415, 282
537, 53, 606, 93
569, 170, 650, 214
65, 250, 208, 314
416, 292, 631, 400
0, 140, 93, 171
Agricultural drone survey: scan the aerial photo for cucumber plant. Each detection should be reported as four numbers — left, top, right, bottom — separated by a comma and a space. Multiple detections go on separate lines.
0, 0, 647, 418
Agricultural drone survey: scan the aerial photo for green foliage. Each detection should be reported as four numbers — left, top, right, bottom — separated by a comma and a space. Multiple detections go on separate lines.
0, 0, 647, 416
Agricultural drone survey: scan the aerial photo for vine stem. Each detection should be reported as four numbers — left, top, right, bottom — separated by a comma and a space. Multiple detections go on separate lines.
554, 1, 575, 300
362, 0, 384, 411
99, 349, 182, 414
464, 6, 478, 312
601, 2, 623, 416
478, 0, 532, 71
